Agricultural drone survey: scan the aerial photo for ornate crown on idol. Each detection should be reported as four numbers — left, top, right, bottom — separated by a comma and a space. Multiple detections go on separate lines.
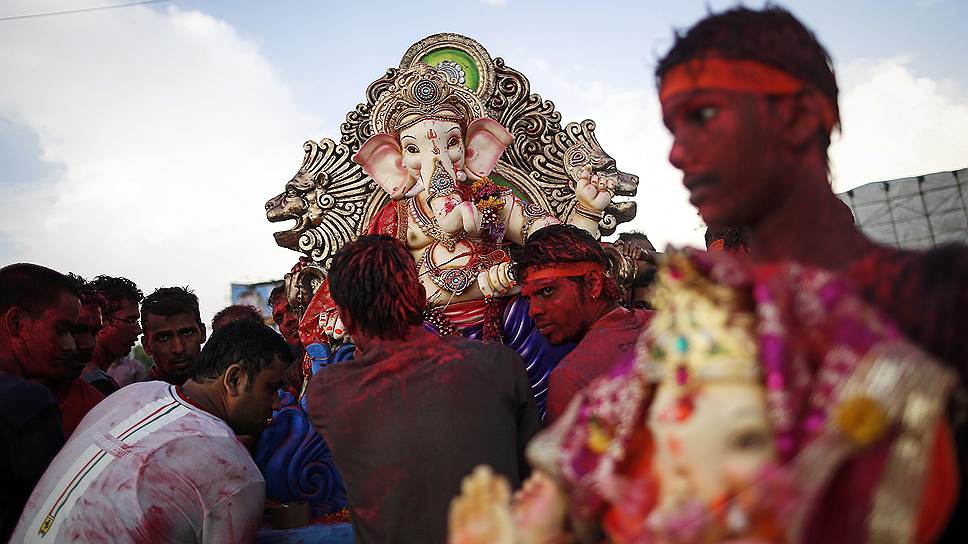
638, 252, 760, 387
369, 64, 486, 135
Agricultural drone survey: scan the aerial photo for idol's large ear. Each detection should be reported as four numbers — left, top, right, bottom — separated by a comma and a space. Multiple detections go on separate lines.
353, 133, 409, 199
464, 118, 513, 178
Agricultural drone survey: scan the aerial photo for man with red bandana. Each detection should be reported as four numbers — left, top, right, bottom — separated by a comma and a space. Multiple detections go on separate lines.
656, 6, 968, 541
516, 224, 652, 423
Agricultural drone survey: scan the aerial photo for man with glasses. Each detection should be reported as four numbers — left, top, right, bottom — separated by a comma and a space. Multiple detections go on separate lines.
83, 275, 143, 395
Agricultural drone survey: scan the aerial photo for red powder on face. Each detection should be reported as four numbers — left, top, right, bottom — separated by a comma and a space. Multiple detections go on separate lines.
523, 277, 589, 345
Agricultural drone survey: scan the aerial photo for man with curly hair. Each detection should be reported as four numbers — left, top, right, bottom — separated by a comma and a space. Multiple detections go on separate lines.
83, 275, 143, 395
306, 235, 538, 544
515, 224, 652, 423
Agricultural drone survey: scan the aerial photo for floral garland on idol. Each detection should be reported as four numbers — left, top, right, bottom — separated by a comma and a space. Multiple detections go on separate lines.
421, 174, 508, 341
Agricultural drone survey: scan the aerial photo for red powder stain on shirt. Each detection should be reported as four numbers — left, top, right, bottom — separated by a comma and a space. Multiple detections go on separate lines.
132, 505, 172, 544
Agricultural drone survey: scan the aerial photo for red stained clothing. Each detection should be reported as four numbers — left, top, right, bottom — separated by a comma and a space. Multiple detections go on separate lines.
13, 382, 264, 544
845, 243, 968, 543
306, 327, 539, 544
55, 379, 104, 439
546, 308, 652, 423
846, 243, 968, 382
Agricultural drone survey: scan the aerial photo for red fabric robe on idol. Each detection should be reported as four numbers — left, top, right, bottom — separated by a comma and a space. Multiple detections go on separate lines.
299, 201, 406, 348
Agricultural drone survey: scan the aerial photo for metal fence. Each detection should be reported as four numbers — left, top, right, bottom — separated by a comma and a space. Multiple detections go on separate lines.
838, 168, 968, 249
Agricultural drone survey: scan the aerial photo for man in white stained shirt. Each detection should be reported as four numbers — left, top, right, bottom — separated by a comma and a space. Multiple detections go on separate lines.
12, 319, 292, 544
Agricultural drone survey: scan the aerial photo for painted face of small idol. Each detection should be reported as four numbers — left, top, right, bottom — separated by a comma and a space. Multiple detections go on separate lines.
522, 277, 589, 346
661, 89, 785, 229
648, 381, 776, 513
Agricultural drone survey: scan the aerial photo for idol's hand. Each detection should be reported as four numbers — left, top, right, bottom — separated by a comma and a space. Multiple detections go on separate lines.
322, 308, 346, 341
448, 465, 514, 544
478, 261, 519, 299
575, 164, 615, 212
512, 471, 569, 544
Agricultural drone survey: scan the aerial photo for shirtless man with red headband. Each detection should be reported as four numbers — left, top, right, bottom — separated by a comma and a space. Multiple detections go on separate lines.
515, 224, 652, 423
657, 6, 968, 541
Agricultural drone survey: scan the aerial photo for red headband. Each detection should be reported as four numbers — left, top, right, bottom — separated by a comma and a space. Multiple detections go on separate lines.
523, 262, 605, 282
660, 57, 837, 133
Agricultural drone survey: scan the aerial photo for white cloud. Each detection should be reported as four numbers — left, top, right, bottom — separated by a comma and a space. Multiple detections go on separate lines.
518, 55, 968, 249
480, 0, 508, 6
3, 2, 965, 332
0, 4, 320, 325
829, 56, 968, 191
520, 59, 705, 249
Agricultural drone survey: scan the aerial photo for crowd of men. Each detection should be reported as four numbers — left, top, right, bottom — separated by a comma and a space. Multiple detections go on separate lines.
2, 5, 967, 544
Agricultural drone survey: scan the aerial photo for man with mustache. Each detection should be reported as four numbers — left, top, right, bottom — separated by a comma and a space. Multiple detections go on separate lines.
83, 275, 143, 395
656, 6, 968, 540
13, 319, 291, 543
516, 224, 652, 423
35, 274, 107, 439
142, 286, 207, 386
0, 264, 79, 541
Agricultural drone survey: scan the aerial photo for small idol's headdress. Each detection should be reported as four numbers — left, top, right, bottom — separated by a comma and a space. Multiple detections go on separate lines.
638, 252, 759, 387
369, 64, 486, 135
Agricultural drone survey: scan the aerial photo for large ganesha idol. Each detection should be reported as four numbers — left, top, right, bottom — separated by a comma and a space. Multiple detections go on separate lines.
315, 62, 613, 341
450, 251, 959, 544
273, 35, 639, 416
258, 33, 638, 517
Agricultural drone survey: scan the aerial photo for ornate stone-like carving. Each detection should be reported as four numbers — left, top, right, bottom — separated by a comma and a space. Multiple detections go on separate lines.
266, 138, 389, 271
267, 33, 639, 273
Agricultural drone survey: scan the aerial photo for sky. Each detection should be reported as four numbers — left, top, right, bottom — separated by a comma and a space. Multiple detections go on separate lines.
1, 0, 967, 326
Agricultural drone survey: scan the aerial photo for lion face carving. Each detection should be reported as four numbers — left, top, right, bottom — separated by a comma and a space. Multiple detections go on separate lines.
561, 122, 639, 231
265, 138, 382, 267
265, 172, 330, 251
